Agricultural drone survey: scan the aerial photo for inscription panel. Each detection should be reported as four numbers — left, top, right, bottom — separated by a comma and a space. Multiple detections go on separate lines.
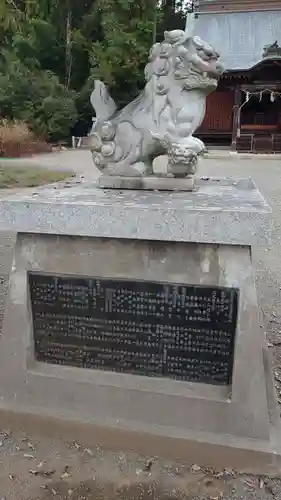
28, 273, 239, 385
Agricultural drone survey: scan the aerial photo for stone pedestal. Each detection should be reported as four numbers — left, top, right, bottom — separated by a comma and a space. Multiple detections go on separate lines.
0, 177, 279, 473
96, 175, 195, 191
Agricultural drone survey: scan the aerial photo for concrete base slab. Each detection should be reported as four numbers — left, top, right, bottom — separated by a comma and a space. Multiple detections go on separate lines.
0, 402, 281, 476
0, 177, 272, 246
0, 233, 280, 473
96, 175, 195, 191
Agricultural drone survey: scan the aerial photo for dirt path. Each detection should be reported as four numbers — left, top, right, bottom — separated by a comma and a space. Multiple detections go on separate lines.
0, 427, 281, 500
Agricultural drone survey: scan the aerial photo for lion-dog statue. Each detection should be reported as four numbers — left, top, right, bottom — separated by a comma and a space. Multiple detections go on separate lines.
86, 28, 223, 177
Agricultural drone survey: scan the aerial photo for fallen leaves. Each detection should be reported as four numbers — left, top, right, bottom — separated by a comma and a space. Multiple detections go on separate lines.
264, 479, 278, 497
0, 430, 11, 449
60, 465, 72, 480
40, 484, 58, 495
27, 441, 35, 451
136, 458, 155, 476
243, 477, 256, 490
191, 464, 201, 473
23, 453, 36, 460
84, 448, 93, 457
29, 469, 55, 478
143, 459, 154, 472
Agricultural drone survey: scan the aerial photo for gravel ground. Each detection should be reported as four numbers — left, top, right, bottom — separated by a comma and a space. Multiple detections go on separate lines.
0, 150, 281, 499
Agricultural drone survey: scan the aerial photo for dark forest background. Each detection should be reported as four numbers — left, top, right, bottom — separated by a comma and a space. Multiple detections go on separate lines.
0, 0, 188, 144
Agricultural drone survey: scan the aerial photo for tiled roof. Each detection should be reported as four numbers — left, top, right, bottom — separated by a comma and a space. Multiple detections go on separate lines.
195, 10, 281, 70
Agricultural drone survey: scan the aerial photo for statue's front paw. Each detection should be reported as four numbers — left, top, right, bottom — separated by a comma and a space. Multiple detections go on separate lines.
131, 162, 153, 176
92, 152, 106, 172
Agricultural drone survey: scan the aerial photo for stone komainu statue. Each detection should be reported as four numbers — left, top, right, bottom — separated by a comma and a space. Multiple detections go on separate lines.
87, 29, 223, 178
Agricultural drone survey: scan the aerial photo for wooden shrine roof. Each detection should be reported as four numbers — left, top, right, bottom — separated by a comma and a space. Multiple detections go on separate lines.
195, 9, 281, 70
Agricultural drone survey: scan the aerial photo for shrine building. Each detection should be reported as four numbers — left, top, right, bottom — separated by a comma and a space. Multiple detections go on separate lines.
195, 0, 281, 153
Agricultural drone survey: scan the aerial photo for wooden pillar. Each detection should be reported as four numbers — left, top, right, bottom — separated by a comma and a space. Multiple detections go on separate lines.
231, 88, 242, 152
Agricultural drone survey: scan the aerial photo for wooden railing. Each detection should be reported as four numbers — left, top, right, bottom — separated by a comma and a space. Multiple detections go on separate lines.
236, 133, 281, 153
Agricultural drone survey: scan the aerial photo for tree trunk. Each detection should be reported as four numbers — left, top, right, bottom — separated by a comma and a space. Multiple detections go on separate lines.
65, 8, 72, 89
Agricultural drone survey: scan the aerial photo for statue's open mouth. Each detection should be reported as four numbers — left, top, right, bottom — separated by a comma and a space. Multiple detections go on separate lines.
202, 71, 220, 80
204, 63, 224, 80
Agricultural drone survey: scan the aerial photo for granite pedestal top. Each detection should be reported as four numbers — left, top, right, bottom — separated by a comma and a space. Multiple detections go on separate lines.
0, 177, 271, 245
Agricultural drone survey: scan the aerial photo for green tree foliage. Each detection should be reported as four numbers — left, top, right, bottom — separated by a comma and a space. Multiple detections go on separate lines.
90, 0, 157, 106
0, 49, 77, 141
0, 0, 185, 142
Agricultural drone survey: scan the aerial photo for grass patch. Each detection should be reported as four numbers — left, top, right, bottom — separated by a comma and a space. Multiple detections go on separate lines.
0, 164, 74, 188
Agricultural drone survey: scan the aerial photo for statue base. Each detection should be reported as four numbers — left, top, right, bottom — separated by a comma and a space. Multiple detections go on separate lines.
0, 177, 278, 474
96, 175, 195, 191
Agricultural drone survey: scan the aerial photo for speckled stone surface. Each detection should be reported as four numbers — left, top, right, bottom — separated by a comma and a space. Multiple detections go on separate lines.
96, 175, 195, 191
0, 177, 271, 245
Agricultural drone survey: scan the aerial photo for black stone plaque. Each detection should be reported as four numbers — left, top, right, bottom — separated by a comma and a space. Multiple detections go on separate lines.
28, 273, 239, 385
